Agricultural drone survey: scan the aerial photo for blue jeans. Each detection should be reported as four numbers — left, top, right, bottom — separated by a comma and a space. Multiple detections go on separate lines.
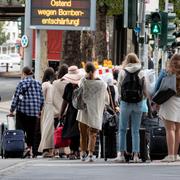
118, 101, 143, 153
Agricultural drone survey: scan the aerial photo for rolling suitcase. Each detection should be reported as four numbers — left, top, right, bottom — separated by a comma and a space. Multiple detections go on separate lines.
125, 128, 148, 162
0, 123, 8, 156
100, 131, 117, 161
1, 115, 25, 158
2, 130, 25, 158
149, 127, 167, 160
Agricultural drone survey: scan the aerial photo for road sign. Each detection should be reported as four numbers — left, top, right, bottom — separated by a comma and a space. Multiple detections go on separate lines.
21, 35, 29, 48
30, 0, 96, 31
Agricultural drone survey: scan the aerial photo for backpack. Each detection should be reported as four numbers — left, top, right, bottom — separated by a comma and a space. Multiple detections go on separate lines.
72, 79, 86, 110
121, 69, 144, 103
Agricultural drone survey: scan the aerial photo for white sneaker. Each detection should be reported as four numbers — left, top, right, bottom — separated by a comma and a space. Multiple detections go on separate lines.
175, 155, 180, 161
161, 155, 175, 162
114, 155, 126, 163
133, 155, 141, 163
80, 153, 87, 162
86, 155, 94, 162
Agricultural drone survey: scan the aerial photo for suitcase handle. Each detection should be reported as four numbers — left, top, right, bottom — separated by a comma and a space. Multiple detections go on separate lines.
6, 114, 16, 130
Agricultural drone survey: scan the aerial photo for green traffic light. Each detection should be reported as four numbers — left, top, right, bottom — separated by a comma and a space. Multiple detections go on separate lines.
151, 23, 161, 34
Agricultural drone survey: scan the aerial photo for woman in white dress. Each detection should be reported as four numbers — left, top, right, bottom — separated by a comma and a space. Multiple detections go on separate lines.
38, 67, 55, 157
159, 54, 180, 162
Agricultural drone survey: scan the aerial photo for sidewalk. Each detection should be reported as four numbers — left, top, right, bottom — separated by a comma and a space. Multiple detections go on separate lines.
0, 101, 11, 113
0, 71, 21, 78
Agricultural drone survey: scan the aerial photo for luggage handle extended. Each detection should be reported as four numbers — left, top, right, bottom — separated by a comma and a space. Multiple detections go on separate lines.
6, 114, 16, 130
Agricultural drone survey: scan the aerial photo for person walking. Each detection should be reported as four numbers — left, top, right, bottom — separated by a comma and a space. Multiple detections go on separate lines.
59, 66, 84, 159
116, 53, 147, 163
9, 66, 44, 158
38, 67, 55, 158
77, 62, 109, 162
157, 54, 180, 162
52, 64, 68, 128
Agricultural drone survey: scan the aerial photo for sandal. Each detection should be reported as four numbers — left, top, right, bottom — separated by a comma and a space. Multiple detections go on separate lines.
42, 152, 54, 158
23, 148, 31, 158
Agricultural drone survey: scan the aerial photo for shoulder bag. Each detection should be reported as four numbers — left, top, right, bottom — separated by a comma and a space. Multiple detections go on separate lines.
152, 73, 176, 105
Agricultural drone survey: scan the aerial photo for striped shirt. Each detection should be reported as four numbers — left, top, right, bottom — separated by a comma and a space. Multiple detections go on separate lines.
10, 76, 44, 117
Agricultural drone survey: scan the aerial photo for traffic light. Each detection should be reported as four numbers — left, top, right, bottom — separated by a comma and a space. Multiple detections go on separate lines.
167, 13, 176, 47
159, 12, 176, 48
151, 12, 161, 35
172, 31, 180, 48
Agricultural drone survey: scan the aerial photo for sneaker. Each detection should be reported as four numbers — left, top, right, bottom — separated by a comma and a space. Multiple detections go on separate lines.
80, 153, 87, 161
113, 155, 126, 163
133, 155, 141, 163
86, 155, 94, 162
161, 155, 175, 162
175, 155, 180, 161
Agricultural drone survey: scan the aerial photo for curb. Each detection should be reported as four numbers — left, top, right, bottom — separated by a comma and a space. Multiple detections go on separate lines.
0, 72, 21, 78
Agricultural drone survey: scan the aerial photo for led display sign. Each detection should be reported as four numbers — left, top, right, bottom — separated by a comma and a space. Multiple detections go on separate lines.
30, 0, 96, 30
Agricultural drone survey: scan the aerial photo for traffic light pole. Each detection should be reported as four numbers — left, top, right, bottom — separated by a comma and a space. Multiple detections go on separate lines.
154, 35, 159, 79
23, 0, 32, 68
138, 0, 146, 67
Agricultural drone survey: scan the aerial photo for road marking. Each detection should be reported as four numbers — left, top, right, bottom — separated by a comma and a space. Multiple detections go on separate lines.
31, 162, 180, 167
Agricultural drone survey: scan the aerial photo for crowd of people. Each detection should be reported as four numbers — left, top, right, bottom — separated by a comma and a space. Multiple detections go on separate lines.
9, 52, 180, 163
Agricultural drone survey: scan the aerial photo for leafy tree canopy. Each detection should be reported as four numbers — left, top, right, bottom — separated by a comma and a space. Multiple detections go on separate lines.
97, 0, 123, 15
0, 22, 8, 45
159, 0, 180, 18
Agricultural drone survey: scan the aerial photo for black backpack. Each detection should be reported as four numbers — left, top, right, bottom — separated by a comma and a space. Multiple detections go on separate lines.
121, 69, 144, 103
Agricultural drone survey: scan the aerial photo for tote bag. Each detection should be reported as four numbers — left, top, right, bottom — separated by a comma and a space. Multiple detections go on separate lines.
152, 74, 177, 105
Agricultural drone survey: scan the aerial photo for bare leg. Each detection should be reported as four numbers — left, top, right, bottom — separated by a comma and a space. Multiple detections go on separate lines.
175, 122, 180, 155
164, 120, 176, 155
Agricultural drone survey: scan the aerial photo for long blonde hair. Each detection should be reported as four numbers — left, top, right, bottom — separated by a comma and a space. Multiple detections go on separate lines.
168, 53, 180, 94
122, 53, 140, 69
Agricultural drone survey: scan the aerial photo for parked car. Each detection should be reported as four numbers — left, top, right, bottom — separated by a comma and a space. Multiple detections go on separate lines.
0, 54, 13, 68
9, 53, 21, 65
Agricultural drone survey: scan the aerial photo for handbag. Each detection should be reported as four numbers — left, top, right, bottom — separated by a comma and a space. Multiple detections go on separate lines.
152, 73, 177, 105
102, 87, 118, 136
54, 118, 71, 148
72, 78, 86, 110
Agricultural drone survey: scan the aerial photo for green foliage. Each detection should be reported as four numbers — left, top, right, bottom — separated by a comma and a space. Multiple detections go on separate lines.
97, 0, 123, 15
0, 22, 8, 45
159, 0, 180, 19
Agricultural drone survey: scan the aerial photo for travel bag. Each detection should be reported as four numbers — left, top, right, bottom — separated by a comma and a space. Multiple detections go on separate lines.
149, 127, 167, 160
125, 128, 148, 162
100, 131, 117, 161
0, 123, 8, 156
1, 130, 25, 158
1, 115, 25, 158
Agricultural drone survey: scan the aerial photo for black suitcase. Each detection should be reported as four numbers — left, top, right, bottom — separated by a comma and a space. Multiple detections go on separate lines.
2, 130, 25, 158
0, 123, 8, 156
100, 131, 117, 161
125, 128, 148, 162
149, 127, 167, 160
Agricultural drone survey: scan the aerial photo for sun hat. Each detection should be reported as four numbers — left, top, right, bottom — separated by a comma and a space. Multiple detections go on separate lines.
62, 66, 84, 84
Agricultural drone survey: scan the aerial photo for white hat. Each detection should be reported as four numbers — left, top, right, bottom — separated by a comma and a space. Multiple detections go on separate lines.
62, 66, 84, 84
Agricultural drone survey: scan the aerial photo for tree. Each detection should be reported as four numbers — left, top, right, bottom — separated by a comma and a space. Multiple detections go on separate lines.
62, 31, 81, 67
63, 0, 123, 66
0, 22, 8, 45
159, 0, 180, 19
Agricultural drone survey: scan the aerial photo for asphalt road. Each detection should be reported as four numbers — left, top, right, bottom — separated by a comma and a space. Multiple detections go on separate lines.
0, 159, 180, 180
0, 77, 20, 102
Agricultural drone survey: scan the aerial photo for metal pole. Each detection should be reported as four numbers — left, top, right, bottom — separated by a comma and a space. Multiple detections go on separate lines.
35, 30, 41, 81
165, 0, 169, 12
154, 35, 159, 79
23, 0, 32, 68
138, 0, 145, 65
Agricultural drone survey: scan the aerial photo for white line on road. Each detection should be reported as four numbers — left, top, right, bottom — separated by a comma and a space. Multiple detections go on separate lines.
31, 162, 180, 167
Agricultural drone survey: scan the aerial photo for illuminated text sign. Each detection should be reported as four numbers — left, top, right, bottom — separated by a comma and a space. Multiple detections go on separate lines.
30, 0, 96, 30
